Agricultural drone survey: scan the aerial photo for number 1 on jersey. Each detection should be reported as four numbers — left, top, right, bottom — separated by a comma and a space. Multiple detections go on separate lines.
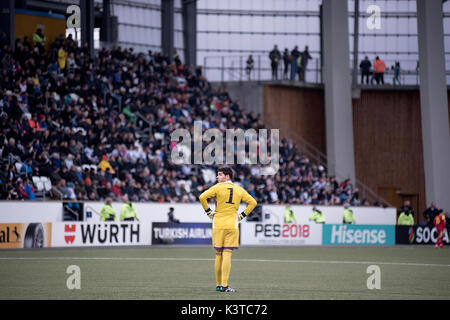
226, 188, 234, 204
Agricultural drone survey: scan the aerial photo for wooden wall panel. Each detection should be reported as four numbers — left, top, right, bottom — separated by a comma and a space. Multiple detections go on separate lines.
263, 86, 326, 156
263, 85, 449, 223
352, 90, 426, 221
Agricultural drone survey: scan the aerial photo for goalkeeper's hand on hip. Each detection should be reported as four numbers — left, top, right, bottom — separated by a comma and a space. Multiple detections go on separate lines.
205, 208, 215, 220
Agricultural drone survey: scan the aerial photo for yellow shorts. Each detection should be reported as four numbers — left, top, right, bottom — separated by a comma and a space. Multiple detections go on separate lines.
212, 228, 239, 250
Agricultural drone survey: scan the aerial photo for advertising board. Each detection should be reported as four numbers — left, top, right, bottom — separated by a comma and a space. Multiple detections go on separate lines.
322, 224, 395, 245
51, 222, 150, 247
396, 225, 450, 245
152, 222, 212, 245
240, 222, 323, 245
0, 223, 52, 249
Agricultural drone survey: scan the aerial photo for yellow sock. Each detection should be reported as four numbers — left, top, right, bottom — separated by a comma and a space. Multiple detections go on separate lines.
221, 249, 233, 287
215, 250, 223, 286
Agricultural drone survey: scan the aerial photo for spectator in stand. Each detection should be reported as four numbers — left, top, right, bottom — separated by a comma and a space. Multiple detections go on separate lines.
173, 49, 181, 66
373, 56, 386, 85
0, 35, 367, 208
4, 178, 21, 200
359, 56, 372, 84
32, 28, 46, 54
19, 178, 36, 200
423, 202, 440, 227
269, 45, 281, 80
98, 155, 115, 174
58, 44, 67, 71
283, 48, 290, 80
2, 137, 22, 164
111, 180, 123, 199
0, 31, 8, 48
392, 61, 401, 86
246, 55, 254, 80
299, 46, 312, 82
20, 159, 34, 178
373, 199, 383, 207
290, 45, 300, 80
58, 179, 76, 200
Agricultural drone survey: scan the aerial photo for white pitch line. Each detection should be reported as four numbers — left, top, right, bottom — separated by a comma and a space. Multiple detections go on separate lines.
0, 256, 449, 268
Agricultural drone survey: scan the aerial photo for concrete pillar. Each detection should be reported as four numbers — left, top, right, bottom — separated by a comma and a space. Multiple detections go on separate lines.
161, 0, 174, 61
352, 0, 360, 88
182, 0, 197, 66
416, 0, 450, 212
101, 0, 112, 43
80, 0, 94, 57
322, 0, 356, 183
0, 0, 15, 51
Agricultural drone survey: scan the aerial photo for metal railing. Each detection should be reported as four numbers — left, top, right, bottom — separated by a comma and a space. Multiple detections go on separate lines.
265, 118, 328, 169
203, 54, 322, 83
63, 204, 80, 221
204, 54, 450, 85
51, 186, 63, 201
85, 204, 102, 220
351, 58, 420, 86
134, 111, 153, 136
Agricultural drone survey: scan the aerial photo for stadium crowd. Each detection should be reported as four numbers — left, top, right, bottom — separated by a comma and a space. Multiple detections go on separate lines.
0, 32, 369, 207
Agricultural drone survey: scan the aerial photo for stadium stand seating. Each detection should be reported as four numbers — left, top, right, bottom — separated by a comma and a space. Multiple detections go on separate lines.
0, 34, 369, 207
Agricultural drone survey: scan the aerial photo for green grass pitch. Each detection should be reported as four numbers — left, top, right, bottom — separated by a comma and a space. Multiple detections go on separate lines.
0, 246, 449, 300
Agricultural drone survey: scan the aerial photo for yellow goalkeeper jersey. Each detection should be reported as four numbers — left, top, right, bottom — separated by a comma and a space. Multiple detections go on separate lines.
199, 181, 257, 230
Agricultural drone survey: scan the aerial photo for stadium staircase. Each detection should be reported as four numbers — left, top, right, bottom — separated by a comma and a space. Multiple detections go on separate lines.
264, 118, 393, 207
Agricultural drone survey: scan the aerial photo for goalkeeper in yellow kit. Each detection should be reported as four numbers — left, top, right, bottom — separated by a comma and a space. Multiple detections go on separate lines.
199, 166, 257, 292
